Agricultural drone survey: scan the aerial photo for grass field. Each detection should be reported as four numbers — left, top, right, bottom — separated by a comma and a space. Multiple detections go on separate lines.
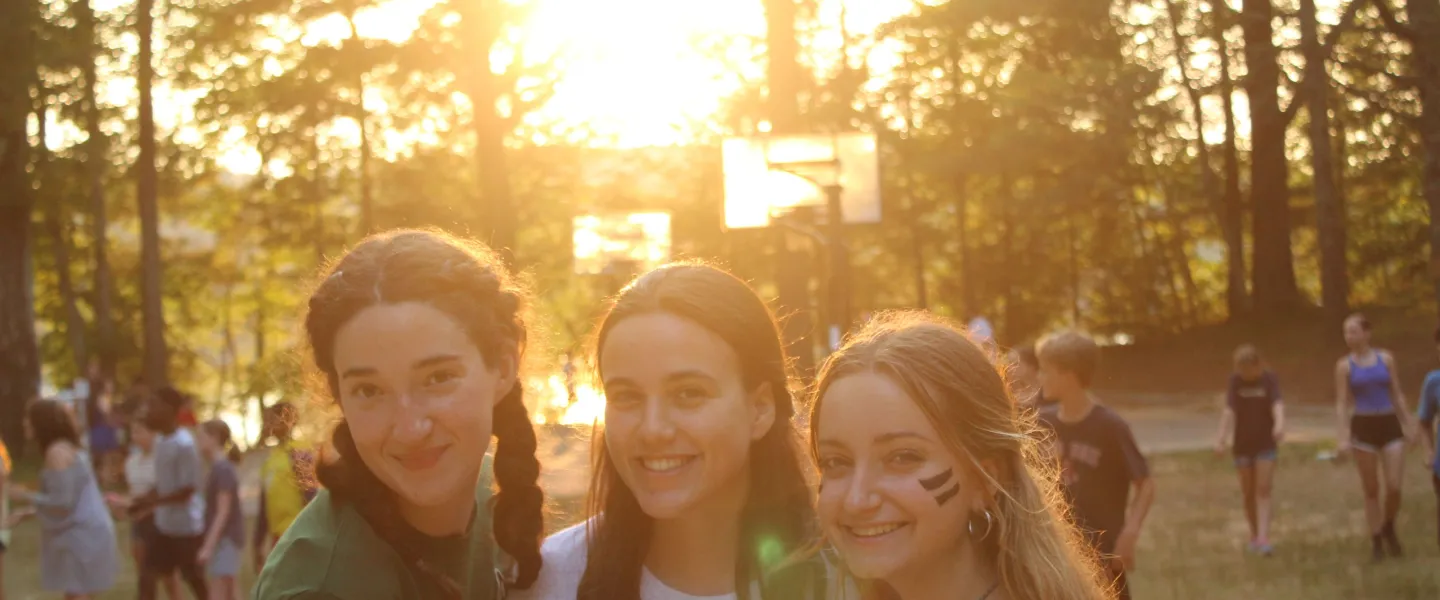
3, 443, 1438, 599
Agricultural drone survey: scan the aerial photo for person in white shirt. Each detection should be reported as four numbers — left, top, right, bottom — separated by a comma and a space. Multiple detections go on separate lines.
517, 264, 835, 600
108, 418, 183, 600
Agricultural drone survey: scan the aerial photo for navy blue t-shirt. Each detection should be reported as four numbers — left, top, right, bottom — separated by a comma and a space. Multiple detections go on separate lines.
1040, 404, 1149, 555
1227, 371, 1281, 456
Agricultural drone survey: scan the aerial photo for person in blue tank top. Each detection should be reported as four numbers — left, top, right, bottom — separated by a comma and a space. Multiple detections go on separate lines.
1334, 313, 1419, 561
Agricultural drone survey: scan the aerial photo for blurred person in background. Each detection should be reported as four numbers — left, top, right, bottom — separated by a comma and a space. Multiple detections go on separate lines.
1334, 313, 1418, 561
1008, 344, 1051, 414
1, 438, 11, 600
108, 415, 184, 599
1212, 345, 1285, 556
1037, 331, 1155, 600
8, 399, 120, 599
252, 402, 315, 569
131, 387, 209, 599
197, 420, 245, 600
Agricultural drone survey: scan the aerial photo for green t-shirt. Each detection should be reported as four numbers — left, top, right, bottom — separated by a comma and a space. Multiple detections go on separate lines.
254, 472, 501, 600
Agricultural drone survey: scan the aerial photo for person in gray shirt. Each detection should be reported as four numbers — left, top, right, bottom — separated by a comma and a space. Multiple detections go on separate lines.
132, 387, 208, 600
8, 399, 120, 597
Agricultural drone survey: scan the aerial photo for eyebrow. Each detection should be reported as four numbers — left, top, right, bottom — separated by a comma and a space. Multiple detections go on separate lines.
664, 370, 717, 383
339, 354, 460, 380
875, 431, 935, 444
413, 354, 461, 370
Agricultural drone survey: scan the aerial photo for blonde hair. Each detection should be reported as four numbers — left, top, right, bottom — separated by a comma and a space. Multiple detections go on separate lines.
1036, 330, 1101, 388
809, 312, 1110, 600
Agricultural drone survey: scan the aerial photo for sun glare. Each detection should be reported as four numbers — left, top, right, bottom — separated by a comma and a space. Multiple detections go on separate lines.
287, 0, 910, 150
532, 373, 607, 426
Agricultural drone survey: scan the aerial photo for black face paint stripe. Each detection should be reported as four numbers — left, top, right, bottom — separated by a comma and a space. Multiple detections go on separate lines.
935, 483, 960, 506
919, 468, 953, 491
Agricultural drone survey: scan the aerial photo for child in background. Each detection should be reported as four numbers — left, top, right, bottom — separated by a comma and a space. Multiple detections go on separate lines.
1213, 344, 1285, 556
197, 420, 244, 600
1416, 325, 1440, 550
1037, 331, 1156, 600
1010, 343, 1053, 413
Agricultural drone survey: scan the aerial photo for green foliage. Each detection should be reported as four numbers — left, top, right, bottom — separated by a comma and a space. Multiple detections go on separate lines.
12, 0, 1436, 420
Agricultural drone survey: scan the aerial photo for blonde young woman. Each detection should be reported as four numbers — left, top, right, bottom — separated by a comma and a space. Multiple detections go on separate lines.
809, 312, 1110, 600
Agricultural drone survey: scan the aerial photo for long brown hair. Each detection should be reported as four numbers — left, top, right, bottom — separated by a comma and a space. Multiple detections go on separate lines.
808, 312, 1110, 600
578, 263, 819, 600
28, 399, 82, 456
304, 229, 543, 596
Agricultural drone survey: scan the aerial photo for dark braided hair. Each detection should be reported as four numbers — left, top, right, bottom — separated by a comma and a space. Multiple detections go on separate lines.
304, 229, 543, 596
578, 263, 818, 600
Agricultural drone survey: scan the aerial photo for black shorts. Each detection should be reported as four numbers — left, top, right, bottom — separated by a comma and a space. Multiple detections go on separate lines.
144, 533, 203, 574
1351, 414, 1404, 452
131, 515, 161, 547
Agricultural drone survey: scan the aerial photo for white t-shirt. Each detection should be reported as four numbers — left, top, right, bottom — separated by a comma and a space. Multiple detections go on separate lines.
515, 522, 761, 600
125, 448, 158, 496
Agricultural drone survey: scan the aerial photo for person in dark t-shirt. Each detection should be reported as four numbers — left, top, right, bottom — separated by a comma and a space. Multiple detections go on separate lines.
1213, 344, 1285, 556
1037, 331, 1155, 600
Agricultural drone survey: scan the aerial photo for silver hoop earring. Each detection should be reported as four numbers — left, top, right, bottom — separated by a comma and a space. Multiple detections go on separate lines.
967, 509, 994, 540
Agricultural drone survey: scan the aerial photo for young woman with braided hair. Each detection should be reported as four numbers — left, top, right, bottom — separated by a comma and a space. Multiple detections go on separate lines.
810, 312, 1110, 600
517, 263, 834, 600
254, 230, 543, 599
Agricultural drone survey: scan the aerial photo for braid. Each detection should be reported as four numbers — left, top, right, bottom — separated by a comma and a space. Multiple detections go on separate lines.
316, 422, 463, 600
490, 382, 544, 588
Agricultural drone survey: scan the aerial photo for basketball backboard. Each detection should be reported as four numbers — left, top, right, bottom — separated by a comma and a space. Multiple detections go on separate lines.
721, 132, 881, 229
573, 212, 672, 275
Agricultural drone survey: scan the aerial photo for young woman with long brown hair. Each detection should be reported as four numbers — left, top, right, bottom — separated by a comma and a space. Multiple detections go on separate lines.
518, 263, 827, 599
809, 312, 1110, 600
254, 229, 544, 599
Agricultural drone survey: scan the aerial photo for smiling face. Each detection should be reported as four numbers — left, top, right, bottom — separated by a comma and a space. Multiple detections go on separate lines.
600, 312, 775, 521
816, 371, 983, 581
332, 302, 515, 515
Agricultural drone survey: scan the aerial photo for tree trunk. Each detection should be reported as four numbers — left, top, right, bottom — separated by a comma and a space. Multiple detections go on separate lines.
1408, 0, 1440, 312
345, 13, 374, 236
251, 276, 268, 445
956, 174, 973, 317
309, 125, 326, 265
77, 0, 116, 379
455, 2, 518, 266
37, 90, 88, 374
1301, 0, 1349, 316
1165, 0, 1221, 324
1000, 175, 1016, 338
0, 0, 38, 455
764, 0, 802, 131
1241, 0, 1300, 312
137, 0, 169, 386
1215, 1, 1248, 317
